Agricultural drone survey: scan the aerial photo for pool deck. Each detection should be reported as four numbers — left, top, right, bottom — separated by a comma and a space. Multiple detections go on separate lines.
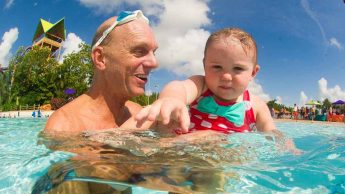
0, 110, 54, 118
1, 111, 344, 126
274, 118, 345, 126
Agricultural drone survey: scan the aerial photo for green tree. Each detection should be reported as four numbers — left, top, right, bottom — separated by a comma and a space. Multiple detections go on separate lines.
267, 99, 284, 111
322, 98, 332, 109
131, 92, 159, 106
0, 70, 10, 106
10, 46, 59, 105
1, 47, 26, 103
132, 95, 148, 106
57, 43, 93, 97
2, 43, 93, 108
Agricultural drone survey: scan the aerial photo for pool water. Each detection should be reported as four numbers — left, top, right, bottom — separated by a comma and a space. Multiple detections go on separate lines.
0, 118, 344, 193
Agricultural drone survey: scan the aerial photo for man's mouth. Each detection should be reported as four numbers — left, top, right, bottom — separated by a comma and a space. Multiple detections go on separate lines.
135, 74, 148, 82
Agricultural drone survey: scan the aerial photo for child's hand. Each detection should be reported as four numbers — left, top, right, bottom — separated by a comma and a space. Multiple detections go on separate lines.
267, 130, 303, 155
135, 97, 190, 133
284, 138, 303, 155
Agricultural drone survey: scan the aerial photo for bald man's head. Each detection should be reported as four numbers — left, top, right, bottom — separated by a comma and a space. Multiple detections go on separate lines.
91, 16, 117, 48
91, 11, 150, 50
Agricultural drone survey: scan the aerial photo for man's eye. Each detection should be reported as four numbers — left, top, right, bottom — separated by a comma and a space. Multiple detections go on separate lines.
133, 48, 148, 56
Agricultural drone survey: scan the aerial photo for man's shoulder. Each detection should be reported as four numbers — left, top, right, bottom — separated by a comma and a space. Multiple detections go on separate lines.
44, 106, 73, 132
125, 100, 143, 115
44, 99, 82, 134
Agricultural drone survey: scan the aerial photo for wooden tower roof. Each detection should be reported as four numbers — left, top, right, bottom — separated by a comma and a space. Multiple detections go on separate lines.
32, 18, 66, 43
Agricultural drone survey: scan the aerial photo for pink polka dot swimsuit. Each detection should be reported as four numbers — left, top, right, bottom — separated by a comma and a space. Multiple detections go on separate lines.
188, 89, 256, 134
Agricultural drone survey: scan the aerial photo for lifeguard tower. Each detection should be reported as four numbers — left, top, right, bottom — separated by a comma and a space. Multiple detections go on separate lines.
32, 18, 66, 59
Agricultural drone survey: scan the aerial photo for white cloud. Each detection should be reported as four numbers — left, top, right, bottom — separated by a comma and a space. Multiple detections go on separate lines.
77, 0, 211, 76
155, 28, 209, 76
59, 33, 84, 63
329, 37, 343, 50
318, 77, 345, 102
4, 0, 14, 9
0, 28, 19, 67
276, 96, 282, 104
77, 0, 163, 15
153, 0, 211, 76
248, 80, 271, 102
301, 0, 327, 45
299, 91, 308, 107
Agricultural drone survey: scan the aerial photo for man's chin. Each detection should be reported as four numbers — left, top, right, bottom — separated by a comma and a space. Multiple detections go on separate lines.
131, 88, 146, 96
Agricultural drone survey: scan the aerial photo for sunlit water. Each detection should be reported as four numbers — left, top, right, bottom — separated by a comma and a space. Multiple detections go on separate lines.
0, 118, 344, 193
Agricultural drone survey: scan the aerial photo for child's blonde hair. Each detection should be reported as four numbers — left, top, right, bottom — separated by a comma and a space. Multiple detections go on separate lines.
204, 28, 258, 64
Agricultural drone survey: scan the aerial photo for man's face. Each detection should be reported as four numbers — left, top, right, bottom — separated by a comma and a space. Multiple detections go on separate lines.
103, 19, 158, 98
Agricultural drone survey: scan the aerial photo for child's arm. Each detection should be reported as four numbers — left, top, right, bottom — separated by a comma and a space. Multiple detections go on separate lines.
252, 95, 276, 132
252, 95, 301, 154
159, 75, 205, 104
135, 75, 205, 132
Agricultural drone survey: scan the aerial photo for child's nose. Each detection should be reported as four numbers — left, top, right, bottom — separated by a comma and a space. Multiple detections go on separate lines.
221, 72, 232, 81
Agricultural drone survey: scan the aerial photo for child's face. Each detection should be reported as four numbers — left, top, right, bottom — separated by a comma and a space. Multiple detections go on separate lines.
204, 38, 259, 102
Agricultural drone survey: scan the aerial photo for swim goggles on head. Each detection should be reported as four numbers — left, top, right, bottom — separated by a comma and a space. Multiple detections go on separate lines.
92, 10, 149, 50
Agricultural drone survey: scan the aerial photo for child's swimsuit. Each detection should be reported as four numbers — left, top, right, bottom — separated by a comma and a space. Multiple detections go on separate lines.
188, 89, 256, 134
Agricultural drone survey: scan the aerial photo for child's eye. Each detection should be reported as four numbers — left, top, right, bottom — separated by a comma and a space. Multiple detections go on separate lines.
234, 67, 244, 72
212, 65, 222, 69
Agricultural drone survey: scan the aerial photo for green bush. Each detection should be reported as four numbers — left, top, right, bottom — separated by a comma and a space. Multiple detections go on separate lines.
0, 102, 17, 111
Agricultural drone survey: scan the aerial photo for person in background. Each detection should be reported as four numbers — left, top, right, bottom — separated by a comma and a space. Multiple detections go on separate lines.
293, 104, 298, 121
311, 105, 316, 121
327, 106, 333, 122
278, 107, 285, 119
270, 107, 276, 118
37, 108, 41, 118
300, 106, 304, 120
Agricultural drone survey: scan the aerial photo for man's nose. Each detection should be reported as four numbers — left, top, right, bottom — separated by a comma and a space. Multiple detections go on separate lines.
144, 52, 158, 69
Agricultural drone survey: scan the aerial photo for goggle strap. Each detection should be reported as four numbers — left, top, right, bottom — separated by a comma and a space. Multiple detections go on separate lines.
92, 10, 148, 50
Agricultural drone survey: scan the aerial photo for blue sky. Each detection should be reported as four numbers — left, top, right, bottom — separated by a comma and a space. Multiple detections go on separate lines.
1, 0, 345, 106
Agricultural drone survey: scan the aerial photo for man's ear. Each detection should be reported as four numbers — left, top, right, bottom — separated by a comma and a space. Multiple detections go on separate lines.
250, 64, 260, 81
91, 47, 106, 70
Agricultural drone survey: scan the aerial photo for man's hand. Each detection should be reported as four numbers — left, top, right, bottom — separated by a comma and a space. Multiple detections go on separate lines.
135, 97, 190, 133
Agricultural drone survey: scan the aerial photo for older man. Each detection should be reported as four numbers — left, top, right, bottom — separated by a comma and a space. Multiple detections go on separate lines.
45, 10, 158, 134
